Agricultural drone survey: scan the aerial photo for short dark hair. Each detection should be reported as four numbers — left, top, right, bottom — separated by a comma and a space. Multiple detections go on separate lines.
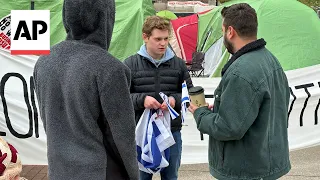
221, 3, 258, 38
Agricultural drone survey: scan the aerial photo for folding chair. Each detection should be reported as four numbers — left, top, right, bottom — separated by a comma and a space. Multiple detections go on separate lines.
188, 52, 205, 77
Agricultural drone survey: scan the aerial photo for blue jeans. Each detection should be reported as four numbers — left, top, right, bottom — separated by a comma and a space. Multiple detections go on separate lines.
140, 131, 182, 180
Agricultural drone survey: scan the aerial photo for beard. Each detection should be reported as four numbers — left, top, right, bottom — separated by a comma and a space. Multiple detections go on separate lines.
223, 34, 235, 54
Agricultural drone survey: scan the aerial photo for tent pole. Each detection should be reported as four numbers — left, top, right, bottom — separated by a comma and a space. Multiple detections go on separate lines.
31, 0, 35, 10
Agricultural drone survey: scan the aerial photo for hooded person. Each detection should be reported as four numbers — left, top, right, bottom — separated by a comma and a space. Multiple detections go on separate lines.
33, 0, 139, 179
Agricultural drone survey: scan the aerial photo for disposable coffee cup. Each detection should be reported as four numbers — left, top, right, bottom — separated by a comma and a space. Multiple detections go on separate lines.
189, 86, 206, 107
189, 86, 206, 141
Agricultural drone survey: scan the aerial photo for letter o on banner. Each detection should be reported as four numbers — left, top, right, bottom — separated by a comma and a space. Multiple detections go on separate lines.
0, 73, 33, 138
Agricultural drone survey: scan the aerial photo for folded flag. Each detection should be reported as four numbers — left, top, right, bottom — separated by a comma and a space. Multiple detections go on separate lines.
136, 108, 175, 174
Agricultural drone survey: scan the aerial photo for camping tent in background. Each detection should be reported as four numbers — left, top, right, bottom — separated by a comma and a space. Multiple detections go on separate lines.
197, 7, 227, 76
197, 0, 320, 77
156, 10, 178, 20
170, 14, 198, 64
0, 0, 155, 61
168, 9, 214, 64
110, 0, 155, 60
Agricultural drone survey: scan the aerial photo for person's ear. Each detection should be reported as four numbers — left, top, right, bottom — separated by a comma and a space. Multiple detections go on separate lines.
142, 33, 149, 43
228, 26, 236, 39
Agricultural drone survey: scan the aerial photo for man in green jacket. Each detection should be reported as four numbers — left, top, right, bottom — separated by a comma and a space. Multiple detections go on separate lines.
189, 3, 291, 180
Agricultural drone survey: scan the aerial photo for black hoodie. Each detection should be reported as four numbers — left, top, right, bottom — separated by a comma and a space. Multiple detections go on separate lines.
33, 0, 138, 179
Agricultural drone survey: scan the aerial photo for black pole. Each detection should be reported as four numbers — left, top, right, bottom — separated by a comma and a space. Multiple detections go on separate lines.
31, 1, 35, 10
200, 132, 204, 140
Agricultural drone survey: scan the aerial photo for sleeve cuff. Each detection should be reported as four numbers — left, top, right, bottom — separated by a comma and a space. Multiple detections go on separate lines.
193, 106, 209, 122
138, 94, 147, 109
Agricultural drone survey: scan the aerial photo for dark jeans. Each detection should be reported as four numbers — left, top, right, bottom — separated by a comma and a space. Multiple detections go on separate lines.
140, 131, 182, 180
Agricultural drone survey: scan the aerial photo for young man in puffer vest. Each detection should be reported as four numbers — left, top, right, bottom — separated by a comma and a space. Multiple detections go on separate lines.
124, 16, 193, 180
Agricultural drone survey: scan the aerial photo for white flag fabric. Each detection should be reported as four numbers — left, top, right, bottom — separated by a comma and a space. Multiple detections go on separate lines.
181, 81, 190, 124
159, 92, 179, 119
136, 109, 175, 174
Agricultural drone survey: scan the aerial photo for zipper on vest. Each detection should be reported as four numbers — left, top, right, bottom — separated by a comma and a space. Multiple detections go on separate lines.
155, 68, 160, 100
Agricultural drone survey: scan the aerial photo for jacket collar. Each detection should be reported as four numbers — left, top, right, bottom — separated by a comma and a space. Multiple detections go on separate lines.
140, 55, 172, 67
221, 38, 267, 76
137, 45, 175, 68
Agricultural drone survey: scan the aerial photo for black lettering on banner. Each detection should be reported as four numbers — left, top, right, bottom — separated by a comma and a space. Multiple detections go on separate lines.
0, 21, 9, 31
0, 73, 33, 138
315, 82, 320, 125
30, 76, 39, 138
288, 87, 296, 127
6, 29, 10, 37
204, 81, 320, 127
30, 76, 39, 137
0, 17, 8, 27
295, 83, 314, 127
0, 74, 7, 136
0, 17, 10, 31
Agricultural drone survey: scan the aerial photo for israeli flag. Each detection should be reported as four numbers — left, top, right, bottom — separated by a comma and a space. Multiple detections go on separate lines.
181, 81, 190, 124
159, 92, 179, 119
136, 109, 175, 174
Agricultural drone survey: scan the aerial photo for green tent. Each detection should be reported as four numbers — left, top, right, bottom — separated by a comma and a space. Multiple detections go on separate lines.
197, 0, 320, 77
156, 10, 178, 20
0, 0, 155, 61
109, 0, 155, 60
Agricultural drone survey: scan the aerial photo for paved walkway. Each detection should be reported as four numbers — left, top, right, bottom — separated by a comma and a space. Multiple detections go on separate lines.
22, 145, 320, 180
21, 165, 47, 180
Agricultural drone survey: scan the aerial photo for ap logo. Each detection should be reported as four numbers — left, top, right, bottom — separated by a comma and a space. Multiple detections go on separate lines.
10, 10, 50, 55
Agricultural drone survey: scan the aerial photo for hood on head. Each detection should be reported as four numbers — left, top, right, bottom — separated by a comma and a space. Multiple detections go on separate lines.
62, 0, 115, 50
